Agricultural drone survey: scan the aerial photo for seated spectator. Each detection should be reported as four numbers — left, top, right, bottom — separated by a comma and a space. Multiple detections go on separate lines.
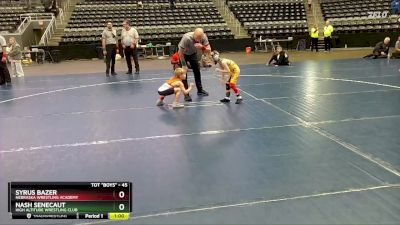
45, 0, 59, 17
138, 1, 143, 9
169, 0, 176, 9
267, 46, 290, 66
391, 36, 400, 59
363, 37, 390, 59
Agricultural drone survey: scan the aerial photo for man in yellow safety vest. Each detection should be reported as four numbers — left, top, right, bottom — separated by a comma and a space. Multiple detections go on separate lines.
324, 20, 334, 51
310, 25, 319, 52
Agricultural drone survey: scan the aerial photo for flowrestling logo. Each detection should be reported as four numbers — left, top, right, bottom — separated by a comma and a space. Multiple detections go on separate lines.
367, 11, 389, 18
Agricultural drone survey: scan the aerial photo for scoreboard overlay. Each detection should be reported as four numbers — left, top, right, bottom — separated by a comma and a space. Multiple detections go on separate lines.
8, 182, 132, 220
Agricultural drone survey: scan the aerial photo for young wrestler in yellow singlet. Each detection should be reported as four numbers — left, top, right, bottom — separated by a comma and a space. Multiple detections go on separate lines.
156, 68, 194, 108
212, 51, 243, 104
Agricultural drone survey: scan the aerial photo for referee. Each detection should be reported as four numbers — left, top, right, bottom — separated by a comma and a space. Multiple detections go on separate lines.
178, 28, 211, 101
121, 19, 140, 75
102, 21, 119, 77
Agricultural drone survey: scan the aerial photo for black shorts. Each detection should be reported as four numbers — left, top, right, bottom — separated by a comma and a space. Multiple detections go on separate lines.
158, 88, 175, 96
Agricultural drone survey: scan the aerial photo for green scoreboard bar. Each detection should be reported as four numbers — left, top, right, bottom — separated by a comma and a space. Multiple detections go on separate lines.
8, 182, 132, 220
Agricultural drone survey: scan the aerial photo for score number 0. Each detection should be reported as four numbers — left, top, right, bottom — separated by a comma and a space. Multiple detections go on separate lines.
118, 191, 126, 211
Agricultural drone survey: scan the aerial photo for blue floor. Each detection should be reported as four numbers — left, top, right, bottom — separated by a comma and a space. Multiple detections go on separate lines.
0, 58, 399, 225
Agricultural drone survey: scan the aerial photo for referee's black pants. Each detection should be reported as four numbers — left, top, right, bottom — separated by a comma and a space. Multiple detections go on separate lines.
182, 53, 204, 92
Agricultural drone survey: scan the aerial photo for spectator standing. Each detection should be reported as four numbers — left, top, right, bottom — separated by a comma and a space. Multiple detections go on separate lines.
8, 37, 24, 77
0, 35, 11, 86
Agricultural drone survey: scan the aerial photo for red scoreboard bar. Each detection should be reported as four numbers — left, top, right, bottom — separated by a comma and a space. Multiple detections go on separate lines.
8, 182, 132, 220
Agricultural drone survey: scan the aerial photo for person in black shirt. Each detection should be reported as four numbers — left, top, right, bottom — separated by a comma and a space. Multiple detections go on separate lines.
0, 35, 11, 86
268, 46, 290, 66
363, 37, 390, 59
